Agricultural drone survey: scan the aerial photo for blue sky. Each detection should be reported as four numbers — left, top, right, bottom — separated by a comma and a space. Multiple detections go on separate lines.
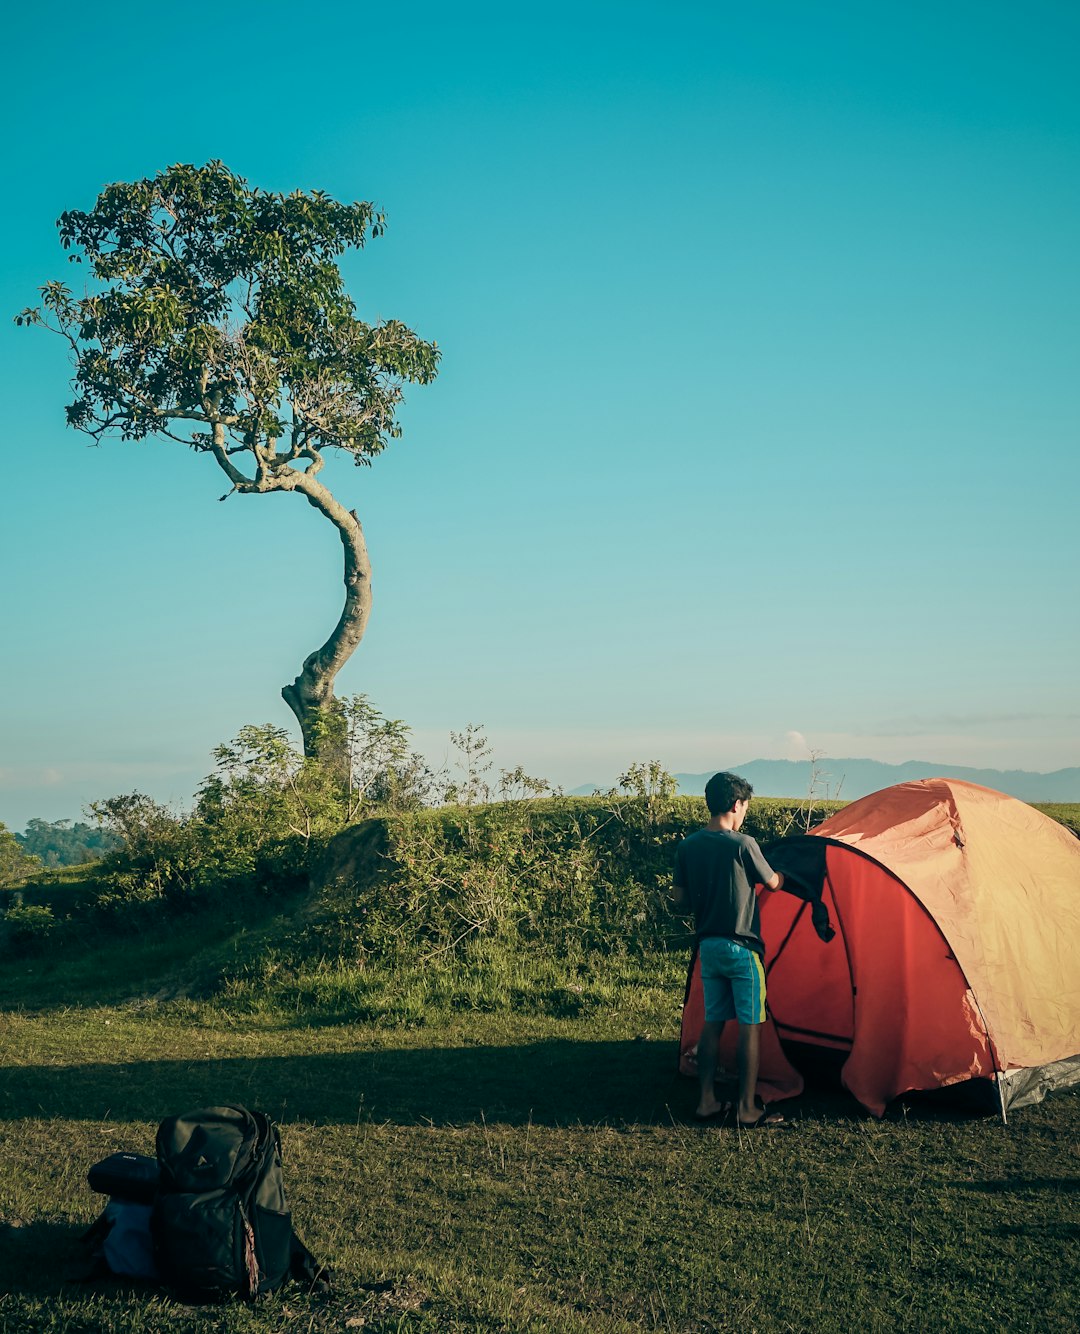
2, 1, 1078, 828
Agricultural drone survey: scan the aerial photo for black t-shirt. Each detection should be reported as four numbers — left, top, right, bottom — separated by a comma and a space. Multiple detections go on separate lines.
673, 828, 776, 955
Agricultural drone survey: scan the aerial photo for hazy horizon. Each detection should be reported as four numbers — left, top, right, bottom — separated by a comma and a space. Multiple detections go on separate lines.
5, 737, 1078, 833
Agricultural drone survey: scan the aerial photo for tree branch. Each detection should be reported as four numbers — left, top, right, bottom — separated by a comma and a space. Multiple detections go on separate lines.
210, 423, 252, 489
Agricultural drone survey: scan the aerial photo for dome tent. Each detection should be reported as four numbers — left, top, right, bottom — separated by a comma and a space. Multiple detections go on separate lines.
679, 780, 1080, 1118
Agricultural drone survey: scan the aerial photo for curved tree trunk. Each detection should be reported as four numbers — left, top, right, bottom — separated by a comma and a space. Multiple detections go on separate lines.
209, 432, 372, 760
279, 476, 372, 758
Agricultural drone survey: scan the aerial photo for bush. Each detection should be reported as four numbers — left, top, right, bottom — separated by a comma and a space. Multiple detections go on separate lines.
0, 823, 41, 888
78, 707, 433, 922
3, 902, 56, 949
302, 794, 846, 967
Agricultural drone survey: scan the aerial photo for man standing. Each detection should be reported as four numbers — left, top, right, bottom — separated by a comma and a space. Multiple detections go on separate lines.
671, 771, 787, 1128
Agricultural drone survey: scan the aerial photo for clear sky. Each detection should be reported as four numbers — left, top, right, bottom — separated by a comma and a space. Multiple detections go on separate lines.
2, 1, 1078, 829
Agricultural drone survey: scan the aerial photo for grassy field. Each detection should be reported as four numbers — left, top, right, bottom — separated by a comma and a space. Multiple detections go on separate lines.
2, 895, 1079, 1334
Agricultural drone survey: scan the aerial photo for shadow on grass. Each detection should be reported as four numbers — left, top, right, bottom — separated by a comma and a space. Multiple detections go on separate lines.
0, 1040, 704, 1128
0, 1041, 948, 1130
0, 1221, 181, 1300
0, 1219, 99, 1295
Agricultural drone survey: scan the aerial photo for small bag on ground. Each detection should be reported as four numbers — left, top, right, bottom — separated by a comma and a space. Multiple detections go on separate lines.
87, 1151, 160, 1204
80, 1152, 161, 1282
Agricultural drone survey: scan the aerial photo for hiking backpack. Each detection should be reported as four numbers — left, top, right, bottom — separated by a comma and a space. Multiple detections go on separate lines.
151, 1104, 295, 1299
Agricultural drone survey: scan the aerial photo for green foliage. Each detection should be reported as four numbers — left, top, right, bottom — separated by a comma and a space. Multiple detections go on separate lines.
197, 722, 339, 844
86, 792, 179, 857
14, 817, 122, 867
444, 725, 555, 806
298, 793, 841, 970
81, 768, 298, 915
2, 902, 56, 948
319, 695, 440, 816
18, 161, 438, 462
445, 723, 495, 805
25, 726, 1079, 1000
84, 793, 206, 910
87, 793, 309, 917
68, 701, 433, 921
617, 760, 678, 800
0, 822, 41, 888
19, 164, 440, 752
14, 768, 844, 969
496, 764, 555, 800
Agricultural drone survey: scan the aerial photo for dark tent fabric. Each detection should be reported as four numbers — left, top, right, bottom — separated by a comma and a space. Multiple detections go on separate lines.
679, 779, 1080, 1116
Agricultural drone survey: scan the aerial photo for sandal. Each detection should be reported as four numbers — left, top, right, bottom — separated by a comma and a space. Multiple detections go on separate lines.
736, 1096, 789, 1130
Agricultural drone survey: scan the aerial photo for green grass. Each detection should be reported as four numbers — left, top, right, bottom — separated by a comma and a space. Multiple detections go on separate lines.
3, 1000, 1078, 1333
2, 911, 1079, 1333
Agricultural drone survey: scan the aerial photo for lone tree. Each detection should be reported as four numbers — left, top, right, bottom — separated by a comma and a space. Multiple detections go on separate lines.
19, 161, 439, 756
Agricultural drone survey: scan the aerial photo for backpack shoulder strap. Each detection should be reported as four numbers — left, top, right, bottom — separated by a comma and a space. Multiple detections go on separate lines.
289, 1229, 333, 1290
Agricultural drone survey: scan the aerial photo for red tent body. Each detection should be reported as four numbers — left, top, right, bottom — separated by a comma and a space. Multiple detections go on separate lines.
679, 780, 1080, 1116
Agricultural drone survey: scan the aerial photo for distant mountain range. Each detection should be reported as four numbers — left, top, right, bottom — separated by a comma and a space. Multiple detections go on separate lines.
573, 759, 1080, 803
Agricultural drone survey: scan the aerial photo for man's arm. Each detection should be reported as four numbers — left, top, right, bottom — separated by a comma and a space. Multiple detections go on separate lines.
670, 844, 690, 910
744, 836, 784, 891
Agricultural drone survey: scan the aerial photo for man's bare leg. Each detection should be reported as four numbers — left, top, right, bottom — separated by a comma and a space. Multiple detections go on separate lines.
695, 1020, 727, 1117
736, 1022, 785, 1126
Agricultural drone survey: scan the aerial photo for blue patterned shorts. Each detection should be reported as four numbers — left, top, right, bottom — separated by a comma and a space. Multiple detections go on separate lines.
699, 937, 766, 1024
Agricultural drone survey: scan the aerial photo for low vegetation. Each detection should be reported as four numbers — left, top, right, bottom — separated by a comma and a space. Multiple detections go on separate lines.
2, 737, 1077, 1331
1036, 802, 1080, 837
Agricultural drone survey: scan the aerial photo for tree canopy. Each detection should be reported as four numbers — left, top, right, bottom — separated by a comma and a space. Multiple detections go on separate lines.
15, 818, 123, 867
0, 823, 41, 889
20, 161, 440, 752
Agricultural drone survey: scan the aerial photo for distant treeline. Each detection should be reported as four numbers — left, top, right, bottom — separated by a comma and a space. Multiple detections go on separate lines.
14, 818, 124, 867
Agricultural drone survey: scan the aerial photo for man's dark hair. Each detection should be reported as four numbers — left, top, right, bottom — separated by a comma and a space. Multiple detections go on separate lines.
704, 771, 754, 816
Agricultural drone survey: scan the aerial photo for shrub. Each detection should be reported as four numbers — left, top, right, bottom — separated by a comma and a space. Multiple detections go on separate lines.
3, 902, 56, 949
0, 823, 41, 888
302, 794, 846, 967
